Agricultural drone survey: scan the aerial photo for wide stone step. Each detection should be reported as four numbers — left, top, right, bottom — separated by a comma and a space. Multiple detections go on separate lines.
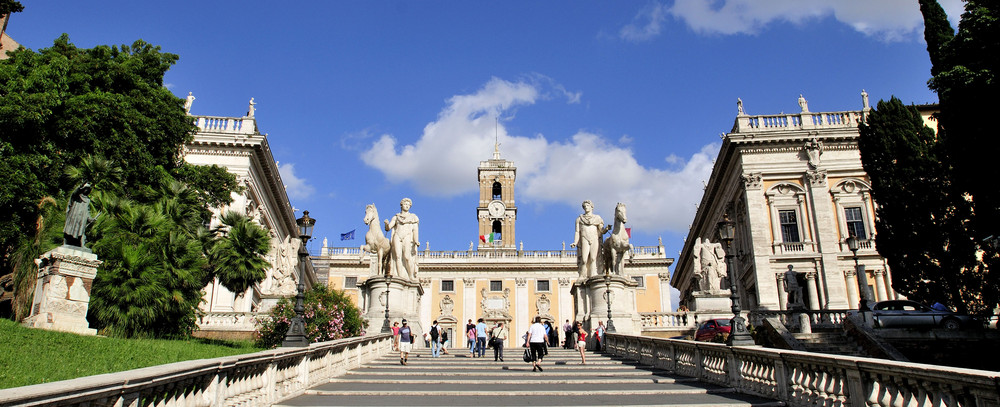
275, 349, 784, 407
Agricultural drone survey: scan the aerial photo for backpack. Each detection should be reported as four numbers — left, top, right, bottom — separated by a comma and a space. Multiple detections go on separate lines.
430, 325, 438, 338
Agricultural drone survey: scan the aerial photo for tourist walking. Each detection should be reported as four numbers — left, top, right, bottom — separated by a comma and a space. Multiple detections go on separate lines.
527, 316, 547, 372
441, 329, 450, 355
429, 320, 442, 357
475, 318, 488, 358
571, 320, 580, 349
466, 319, 476, 355
398, 319, 414, 365
544, 320, 558, 347
563, 320, 573, 349
575, 321, 589, 364
491, 322, 508, 362
391, 321, 400, 351
594, 321, 605, 351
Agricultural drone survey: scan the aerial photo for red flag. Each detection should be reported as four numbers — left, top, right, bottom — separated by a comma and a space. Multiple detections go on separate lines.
480, 235, 486, 243
626, 228, 632, 238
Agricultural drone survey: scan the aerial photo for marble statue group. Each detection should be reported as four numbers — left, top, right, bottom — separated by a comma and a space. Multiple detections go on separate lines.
691, 237, 727, 292
571, 200, 633, 279
362, 198, 420, 280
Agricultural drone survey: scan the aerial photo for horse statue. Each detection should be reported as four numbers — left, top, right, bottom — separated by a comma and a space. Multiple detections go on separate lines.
360, 204, 390, 276
602, 202, 634, 275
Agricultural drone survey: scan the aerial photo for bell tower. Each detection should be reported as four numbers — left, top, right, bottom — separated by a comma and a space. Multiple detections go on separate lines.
477, 143, 516, 250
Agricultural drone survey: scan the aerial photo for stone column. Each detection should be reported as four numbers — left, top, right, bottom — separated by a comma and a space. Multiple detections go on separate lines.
557, 278, 572, 326
805, 169, 850, 309
419, 278, 432, 328
744, 172, 780, 310
844, 270, 858, 309
514, 278, 528, 342
462, 278, 476, 331
657, 273, 672, 312
805, 272, 820, 310
873, 270, 887, 302
22, 246, 102, 335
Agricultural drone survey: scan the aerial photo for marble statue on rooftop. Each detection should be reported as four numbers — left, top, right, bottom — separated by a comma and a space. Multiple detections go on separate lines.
63, 183, 97, 248
384, 198, 420, 280
737, 98, 745, 115
862, 89, 870, 110
571, 200, 608, 278
798, 94, 809, 113
184, 92, 195, 114
247, 97, 256, 118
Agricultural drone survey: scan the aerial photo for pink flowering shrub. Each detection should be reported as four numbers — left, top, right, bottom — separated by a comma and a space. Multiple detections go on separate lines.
254, 285, 366, 348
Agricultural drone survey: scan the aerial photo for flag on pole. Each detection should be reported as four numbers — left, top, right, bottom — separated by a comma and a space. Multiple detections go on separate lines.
340, 229, 355, 240
488, 232, 495, 242
480, 235, 486, 243
626, 228, 632, 238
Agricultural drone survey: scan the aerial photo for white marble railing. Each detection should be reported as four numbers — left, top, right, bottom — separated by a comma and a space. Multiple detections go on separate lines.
639, 312, 700, 329
605, 334, 1000, 406
192, 115, 256, 135
321, 245, 664, 260
197, 312, 259, 331
735, 110, 866, 133
748, 309, 849, 328
0, 334, 392, 406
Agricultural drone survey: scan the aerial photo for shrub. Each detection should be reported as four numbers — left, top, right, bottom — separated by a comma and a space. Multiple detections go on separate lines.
254, 285, 366, 348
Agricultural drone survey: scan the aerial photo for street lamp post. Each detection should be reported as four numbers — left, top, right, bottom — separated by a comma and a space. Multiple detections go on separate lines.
718, 213, 754, 346
845, 234, 870, 310
381, 267, 392, 334
283, 211, 315, 347
604, 270, 615, 332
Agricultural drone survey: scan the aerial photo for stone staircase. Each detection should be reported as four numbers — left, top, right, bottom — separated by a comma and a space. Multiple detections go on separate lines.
793, 328, 867, 357
276, 347, 783, 406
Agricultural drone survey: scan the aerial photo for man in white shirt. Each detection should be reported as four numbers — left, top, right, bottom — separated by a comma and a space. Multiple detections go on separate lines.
527, 316, 547, 372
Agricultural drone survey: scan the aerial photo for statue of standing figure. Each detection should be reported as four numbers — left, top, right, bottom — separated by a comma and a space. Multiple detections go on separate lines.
692, 237, 726, 292
571, 200, 609, 278
63, 183, 97, 248
384, 198, 420, 280
784, 265, 805, 309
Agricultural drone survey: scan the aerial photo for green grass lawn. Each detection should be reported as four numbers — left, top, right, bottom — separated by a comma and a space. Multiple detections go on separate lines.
0, 319, 263, 389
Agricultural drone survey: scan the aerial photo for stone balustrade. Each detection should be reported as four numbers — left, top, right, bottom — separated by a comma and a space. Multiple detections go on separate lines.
639, 312, 700, 329
749, 309, 850, 329
0, 334, 392, 407
196, 312, 259, 332
192, 115, 256, 135
322, 245, 663, 261
734, 110, 867, 133
605, 333, 1000, 407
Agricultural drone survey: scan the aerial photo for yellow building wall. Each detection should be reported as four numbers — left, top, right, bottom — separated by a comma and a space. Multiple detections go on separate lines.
634, 275, 661, 312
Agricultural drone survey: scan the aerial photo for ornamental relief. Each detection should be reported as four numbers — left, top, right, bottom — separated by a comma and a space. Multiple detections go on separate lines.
480, 287, 511, 320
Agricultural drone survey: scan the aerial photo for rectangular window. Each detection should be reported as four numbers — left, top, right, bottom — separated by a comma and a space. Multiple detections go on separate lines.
536, 280, 550, 292
845, 207, 867, 240
441, 280, 454, 292
632, 276, 645, 288
344, 277, 358, 289
779, 210, 801, 243
490, 280, 503, 292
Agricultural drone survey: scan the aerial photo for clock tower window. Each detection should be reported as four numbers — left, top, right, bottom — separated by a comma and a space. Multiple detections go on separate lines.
492, 182, 502, 200
492, 220, 502, 234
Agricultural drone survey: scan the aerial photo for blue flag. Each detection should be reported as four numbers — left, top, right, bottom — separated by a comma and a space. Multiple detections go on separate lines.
341, 229, 355, 240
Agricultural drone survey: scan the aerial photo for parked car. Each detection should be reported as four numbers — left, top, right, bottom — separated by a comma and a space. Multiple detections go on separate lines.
695, 318, 731, 342
866, 300, 981, 330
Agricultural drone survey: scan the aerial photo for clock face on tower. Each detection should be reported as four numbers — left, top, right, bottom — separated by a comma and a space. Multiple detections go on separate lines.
487, 200, 505, 218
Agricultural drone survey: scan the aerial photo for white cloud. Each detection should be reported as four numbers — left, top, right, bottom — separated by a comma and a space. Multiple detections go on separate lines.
625, 0, 965, 42
359, 77, 717, 235
278, 163, 315, 200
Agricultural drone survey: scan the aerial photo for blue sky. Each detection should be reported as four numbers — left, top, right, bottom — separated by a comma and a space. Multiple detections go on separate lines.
12, 2, 960, 280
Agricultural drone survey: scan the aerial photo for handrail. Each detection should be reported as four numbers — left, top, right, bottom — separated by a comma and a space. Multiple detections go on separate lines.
0, 334, 392, 406
605, 333, 1000, 406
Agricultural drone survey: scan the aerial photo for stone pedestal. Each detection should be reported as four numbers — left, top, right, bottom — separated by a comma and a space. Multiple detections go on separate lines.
361, 276, 425, 347
690, 290, 732, 312
572, 275, 641, 335
22, 246, 102, 335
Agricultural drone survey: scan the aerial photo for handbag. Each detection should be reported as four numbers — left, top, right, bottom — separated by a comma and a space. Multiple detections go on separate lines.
522, 348, 532, 363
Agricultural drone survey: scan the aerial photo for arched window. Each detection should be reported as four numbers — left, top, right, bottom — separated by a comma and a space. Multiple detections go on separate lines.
492, 220, 502, 234
492, 182, 502, 200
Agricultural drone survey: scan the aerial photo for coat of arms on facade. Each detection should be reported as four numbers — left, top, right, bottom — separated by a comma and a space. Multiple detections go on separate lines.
480, 288, 511, 320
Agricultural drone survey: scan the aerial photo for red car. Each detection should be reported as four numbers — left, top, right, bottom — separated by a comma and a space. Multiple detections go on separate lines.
695, 318, 732, 342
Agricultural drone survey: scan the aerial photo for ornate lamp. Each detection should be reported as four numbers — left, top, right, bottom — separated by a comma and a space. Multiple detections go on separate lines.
283, 211, 315, 347
717, 213, 753, 346
846, 234, 870, 310
604, 267, 615, 333
381, 261, 392, 334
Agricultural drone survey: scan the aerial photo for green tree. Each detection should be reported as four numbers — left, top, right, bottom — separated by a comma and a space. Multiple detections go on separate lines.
0, 1, 24, 16
858, 98, 985, 314
208, 211, 272, 296
918, 0, 1000, 313
0, 36, 239, 320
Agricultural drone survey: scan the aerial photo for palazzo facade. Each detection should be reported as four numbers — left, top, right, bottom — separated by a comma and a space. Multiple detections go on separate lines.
315, 148, 674, 346
183, 102, 316, 338
673, 95, 921, 312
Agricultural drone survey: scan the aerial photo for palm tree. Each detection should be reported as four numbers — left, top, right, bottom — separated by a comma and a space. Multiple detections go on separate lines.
5, 197, 62, 320
209, 211, 271, 296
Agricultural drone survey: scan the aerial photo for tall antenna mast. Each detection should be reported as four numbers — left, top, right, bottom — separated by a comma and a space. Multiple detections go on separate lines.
493, 106, 501, 159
